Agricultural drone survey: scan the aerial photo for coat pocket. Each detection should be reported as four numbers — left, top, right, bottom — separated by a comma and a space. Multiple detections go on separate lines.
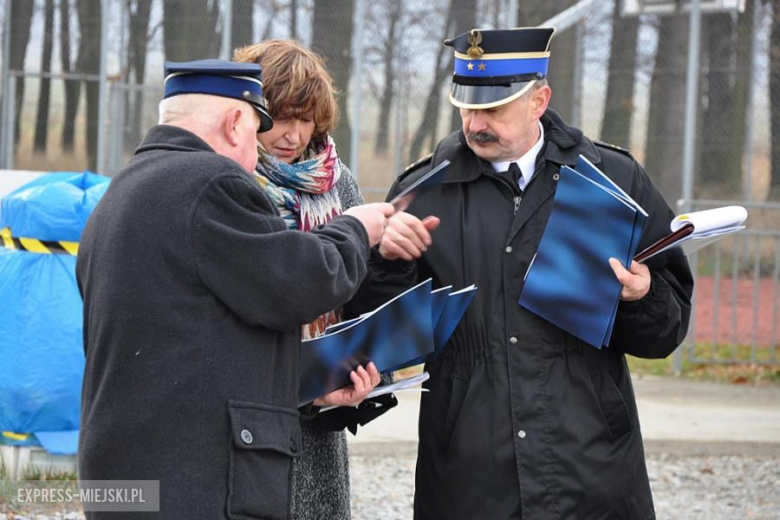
580, 352, 633, 443
443, 373, 470, 454
226, 401, 302, 520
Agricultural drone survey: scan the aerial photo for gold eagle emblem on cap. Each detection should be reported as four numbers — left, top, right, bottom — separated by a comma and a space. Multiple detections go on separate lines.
467, 29, 484, 59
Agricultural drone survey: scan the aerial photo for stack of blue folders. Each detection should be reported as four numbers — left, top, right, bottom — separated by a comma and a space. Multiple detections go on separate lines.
299, 279, 477, 404
518, 155, 647, 349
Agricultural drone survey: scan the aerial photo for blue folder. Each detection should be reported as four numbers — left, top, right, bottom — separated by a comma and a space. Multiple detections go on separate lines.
519, 156, 647, 348
299, 279, 436, 404
385, 285, 476, 372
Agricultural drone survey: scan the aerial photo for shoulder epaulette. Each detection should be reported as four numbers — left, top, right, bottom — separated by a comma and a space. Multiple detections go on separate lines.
594, 140, 633, 158
399, 153, 433, 180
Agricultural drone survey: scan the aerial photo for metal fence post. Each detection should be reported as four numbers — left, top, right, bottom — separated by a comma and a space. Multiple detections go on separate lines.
350, 0, 366, 179
97, 0, 109, 175
1, 74, 15, 170
742, 0, 761, 202
0, 0, 12, 168
221, 0, 233, 60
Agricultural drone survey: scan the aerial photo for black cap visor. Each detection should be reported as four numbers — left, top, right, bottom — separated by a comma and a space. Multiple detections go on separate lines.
242, 90, 274, 132
449, 79, 536, 110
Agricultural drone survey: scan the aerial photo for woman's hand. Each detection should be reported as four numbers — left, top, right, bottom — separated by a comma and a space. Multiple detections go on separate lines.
313, 362, 381, 407
379, 213, 440, 261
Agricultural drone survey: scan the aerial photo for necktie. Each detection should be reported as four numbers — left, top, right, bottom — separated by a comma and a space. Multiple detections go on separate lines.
507, 162, 523, 190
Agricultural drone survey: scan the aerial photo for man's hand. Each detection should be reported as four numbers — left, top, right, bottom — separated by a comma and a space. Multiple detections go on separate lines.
609, 258, 651, 301
313, 362, 381, 408
344, 203, 395, 247
379, 213, 441, 261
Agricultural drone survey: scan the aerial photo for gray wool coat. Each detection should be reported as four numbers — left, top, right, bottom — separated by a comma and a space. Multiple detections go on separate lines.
76, 125, 371, 519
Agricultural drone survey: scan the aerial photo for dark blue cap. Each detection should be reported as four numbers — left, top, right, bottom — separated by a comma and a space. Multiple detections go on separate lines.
444, 27, 555, 109
164, 59, 273, 132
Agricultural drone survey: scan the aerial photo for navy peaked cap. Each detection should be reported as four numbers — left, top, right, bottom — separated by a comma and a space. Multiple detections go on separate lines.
164, 59, 273, 132
444, 27, 555, 109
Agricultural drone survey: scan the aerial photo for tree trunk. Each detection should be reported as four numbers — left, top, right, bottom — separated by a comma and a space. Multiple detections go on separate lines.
699, 13, 735, 188
126, 0, 153, 150
290, 0, 297, 40
76, 0, 102, 170
374, 0, 403, 155
61, 0, 80, 152
34, 0, 56, 152
600, 2, 638, 148
163, 0, 221, 62
7, 0, 34, 147
311, 0, 355, 163
645, 14, 689, 206
232, 0, 254, 49
408, 0, 455, 163
448, 0, 476, 133
771, 0, 780, 195
518, 0, 576, 122
729, 0, 754, 196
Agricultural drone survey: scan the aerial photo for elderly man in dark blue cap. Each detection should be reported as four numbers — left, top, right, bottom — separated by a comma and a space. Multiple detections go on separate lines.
359, 28, 694, 519
76, 59, 394, 519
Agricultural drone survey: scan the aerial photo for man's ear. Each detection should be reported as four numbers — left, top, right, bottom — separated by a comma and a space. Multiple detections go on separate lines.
224, 108, 243, 147
530, 84, 552, 119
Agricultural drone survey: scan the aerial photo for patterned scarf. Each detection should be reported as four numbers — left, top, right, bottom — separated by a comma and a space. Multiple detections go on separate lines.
254, 135, 343, 232
254, 135, 345, 339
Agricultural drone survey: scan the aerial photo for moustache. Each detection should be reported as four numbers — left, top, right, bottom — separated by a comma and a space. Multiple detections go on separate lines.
467, 132, 499, 143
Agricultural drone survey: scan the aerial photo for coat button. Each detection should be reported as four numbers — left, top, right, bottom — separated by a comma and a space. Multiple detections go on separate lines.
505, 246, 513, 254
517, 430, 527, 439
553, 173, 560, 181
509, 336, 518, 345
240, 429, 253, 444
290, 437, 298, 453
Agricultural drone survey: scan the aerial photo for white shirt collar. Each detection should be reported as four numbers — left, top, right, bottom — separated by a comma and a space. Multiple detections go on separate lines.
491, 121, 545, 189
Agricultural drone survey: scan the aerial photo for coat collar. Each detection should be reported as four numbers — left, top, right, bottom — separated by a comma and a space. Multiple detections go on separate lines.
135, 125, 217, 155
438, 108, 601, 184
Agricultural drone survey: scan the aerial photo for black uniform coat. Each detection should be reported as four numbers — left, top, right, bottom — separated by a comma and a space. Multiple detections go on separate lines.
76, 125, 370, 519
359, 110, 693, 520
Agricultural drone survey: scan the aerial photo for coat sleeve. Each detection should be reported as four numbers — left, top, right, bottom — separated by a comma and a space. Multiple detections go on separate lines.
609, 160, 694, 359
189, 174, 370, 331
342, 174, 418, 318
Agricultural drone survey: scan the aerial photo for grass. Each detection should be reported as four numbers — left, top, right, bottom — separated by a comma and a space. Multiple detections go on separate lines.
396, 345, 780, 387
628, 343, 780, 386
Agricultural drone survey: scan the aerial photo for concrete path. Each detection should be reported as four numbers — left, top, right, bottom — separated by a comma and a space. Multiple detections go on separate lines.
348, 375, 780, 455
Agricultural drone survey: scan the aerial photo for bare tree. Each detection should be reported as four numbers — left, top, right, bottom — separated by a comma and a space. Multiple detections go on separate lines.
771, 0, 780, 195
76, 0, 102, 170
7, 0, 34, 147
518, 0, 577, 122
290, 0, 297, 40
645, 14, 689, 206
61, 0, 79, 151
163, 0, 221, 61
125, 0, 153, 149
408, 0, 455, 163
447, 0, 476, 133
600, 2, 639, 148
699, 13, 736, 188
373, 0, 404, 155
311, 0, 354, 162
34, 0, 56, 152
232, 0, 254, 49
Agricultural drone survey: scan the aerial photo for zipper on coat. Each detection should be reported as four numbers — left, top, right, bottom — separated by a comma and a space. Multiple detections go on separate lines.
513, 196, 521, 215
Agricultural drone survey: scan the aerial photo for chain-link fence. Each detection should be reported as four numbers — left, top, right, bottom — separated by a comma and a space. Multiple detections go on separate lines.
1, 0, 778, 364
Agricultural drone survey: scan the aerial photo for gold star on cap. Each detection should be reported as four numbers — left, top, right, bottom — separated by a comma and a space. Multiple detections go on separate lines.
467, 62, 474, 71
478, 63, 486, 71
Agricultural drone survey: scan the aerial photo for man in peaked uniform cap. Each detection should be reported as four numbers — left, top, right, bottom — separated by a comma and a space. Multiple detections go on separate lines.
355, 28, 694, 519
77, 59, 394, 519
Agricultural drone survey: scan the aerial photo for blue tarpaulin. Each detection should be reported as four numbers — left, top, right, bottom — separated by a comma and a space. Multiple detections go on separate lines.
0, 171, 109, 455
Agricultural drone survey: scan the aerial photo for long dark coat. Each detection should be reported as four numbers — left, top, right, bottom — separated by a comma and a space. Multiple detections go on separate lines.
76, 125, 370, 519
357, 110, 693, 520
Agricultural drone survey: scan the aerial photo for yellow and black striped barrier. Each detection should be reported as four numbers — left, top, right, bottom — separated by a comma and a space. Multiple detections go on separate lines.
0, 227, 79, 256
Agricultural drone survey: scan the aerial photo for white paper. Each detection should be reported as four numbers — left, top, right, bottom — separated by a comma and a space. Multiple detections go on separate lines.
366, 371, 430, 399
671, 206, 748, 234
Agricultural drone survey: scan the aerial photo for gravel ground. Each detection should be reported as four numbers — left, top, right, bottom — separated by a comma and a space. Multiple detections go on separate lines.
349, 444, 780, 520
